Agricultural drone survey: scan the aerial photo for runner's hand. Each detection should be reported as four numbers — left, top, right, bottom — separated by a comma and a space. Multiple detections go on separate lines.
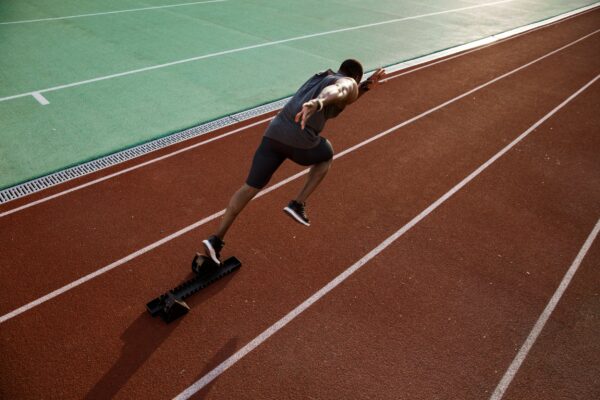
360, 68, 386, 92
295, 99, 320, 130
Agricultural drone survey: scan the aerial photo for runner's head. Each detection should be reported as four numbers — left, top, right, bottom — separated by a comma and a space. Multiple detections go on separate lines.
338, 59, 363, 84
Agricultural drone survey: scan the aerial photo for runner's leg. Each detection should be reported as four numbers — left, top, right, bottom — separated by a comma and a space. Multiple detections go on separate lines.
213, 137, 285, 240
215, 184, 259, 239
293, 138, 334, 204
294, 158, 332, 204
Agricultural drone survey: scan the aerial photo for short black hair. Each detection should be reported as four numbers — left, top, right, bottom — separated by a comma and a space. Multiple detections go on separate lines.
338, 59, 363, 83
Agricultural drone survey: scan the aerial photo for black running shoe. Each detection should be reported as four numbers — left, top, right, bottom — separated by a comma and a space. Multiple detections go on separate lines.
284, 200, 310, 226
202, 235, 224, 265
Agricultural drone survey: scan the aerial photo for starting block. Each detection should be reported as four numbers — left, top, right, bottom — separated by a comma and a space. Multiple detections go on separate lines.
146, 254, 241, 323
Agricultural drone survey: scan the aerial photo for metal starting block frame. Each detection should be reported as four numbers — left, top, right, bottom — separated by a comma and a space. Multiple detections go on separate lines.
146, 254, 241, 323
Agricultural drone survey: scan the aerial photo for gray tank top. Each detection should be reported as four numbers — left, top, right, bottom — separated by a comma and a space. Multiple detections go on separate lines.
265, 70, 346, 149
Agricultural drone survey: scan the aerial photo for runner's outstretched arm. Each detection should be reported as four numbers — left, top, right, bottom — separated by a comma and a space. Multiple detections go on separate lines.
357, 68, 386, 99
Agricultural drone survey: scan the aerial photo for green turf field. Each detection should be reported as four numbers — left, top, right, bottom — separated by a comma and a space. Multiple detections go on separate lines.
0, 0, 595, 189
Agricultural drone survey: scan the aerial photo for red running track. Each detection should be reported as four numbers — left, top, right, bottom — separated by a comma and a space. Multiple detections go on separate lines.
0, 8, 599, 400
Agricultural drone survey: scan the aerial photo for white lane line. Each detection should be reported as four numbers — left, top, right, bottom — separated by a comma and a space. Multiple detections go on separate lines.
2, 18, 598, 218
0, 0, 515, 103
490, 218, 600, 400
31, 92, 49, 105
335, 29, 599, 157
0, 117, 273, 218
0, 0, 227, 25
173, 75, 600, 400
0, 31, 596, 325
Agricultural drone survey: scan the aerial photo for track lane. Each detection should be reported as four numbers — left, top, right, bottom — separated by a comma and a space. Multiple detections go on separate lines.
178, 78, 600, 400
500, 239, 600, 400
0, 9, 598, 316
0, 14, 598, 398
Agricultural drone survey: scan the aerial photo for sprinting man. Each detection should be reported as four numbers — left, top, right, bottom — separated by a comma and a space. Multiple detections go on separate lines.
203, 59, 386, 264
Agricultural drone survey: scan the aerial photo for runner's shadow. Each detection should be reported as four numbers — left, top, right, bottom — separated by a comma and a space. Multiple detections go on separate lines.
85, 270, 240, 399
167, 268, 243, 398
84, 312, 180, 400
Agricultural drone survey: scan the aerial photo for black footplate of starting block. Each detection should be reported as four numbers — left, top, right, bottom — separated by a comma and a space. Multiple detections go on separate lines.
146, 254, 241, 323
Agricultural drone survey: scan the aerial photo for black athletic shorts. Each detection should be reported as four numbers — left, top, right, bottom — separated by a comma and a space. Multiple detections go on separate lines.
246, 136, 334, 189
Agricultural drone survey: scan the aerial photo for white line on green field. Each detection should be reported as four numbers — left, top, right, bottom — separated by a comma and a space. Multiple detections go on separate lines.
0, 0, 227, 25
32, 92, 49, 105
0, 0, 515, 105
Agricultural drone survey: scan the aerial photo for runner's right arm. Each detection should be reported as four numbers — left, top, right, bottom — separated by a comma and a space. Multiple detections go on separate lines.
295, 77, 358, 129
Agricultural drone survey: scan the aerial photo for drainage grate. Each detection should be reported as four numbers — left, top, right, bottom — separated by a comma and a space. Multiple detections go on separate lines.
0, 99, 290, 205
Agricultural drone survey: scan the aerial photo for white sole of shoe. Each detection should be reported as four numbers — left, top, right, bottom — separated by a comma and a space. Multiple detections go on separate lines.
283, 207, 310, 226
202, 240, 221, 265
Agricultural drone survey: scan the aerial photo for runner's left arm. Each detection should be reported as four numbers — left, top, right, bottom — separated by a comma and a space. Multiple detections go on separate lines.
357, 68, 386, 99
